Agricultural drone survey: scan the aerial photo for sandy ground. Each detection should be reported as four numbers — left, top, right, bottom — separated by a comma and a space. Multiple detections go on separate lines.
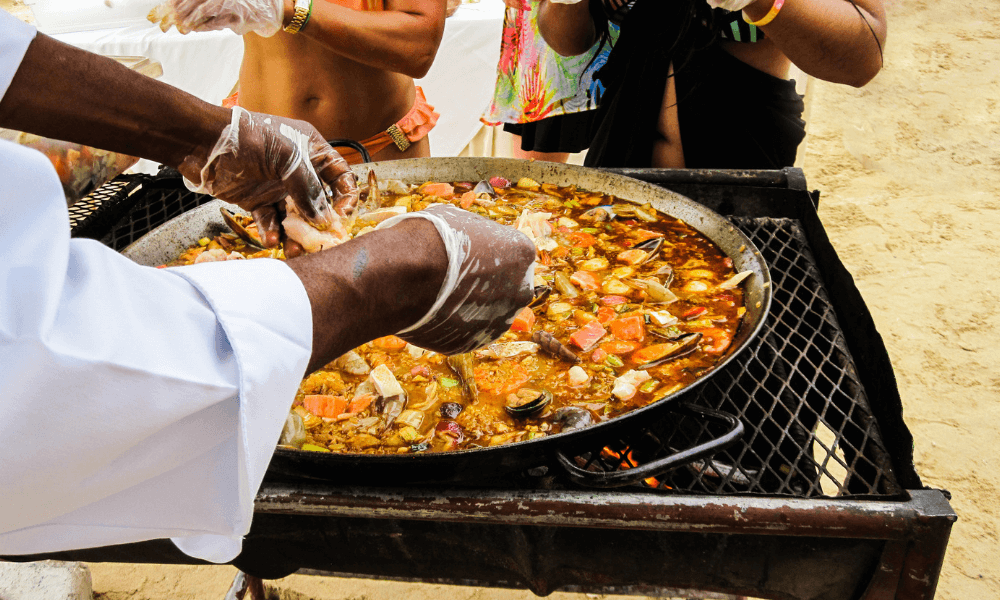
797, 0, 1000, 597
2, 0, 998, 598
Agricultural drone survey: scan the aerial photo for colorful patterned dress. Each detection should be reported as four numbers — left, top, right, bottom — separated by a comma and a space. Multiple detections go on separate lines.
483, 4, 619, 126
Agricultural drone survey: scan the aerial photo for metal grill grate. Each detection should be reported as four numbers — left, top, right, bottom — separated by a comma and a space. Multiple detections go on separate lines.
99, 180, 216, 251
68, 174, 146, 239
560, 217, 902, 498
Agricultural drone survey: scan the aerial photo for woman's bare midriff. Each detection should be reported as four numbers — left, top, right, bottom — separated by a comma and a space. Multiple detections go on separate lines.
238, 32, 429, 159
652, 40, 791, 168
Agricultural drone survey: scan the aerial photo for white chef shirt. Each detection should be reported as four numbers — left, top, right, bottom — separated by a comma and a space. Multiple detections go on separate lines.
0, 11, 313, 564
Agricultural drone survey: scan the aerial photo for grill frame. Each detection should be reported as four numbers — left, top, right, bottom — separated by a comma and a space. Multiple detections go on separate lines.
11, 167, 954, 600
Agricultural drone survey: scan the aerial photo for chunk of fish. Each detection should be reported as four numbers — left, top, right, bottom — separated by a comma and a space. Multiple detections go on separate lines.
612, 370, 652, 400
282, 202, 351, 253
476, 341, 540, 360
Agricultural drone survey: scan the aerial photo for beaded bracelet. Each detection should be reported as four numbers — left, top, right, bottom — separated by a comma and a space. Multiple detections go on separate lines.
743, 0, 784, 27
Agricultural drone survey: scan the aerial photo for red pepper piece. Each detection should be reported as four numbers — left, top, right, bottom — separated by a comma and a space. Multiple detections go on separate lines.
682, 306, 708, 320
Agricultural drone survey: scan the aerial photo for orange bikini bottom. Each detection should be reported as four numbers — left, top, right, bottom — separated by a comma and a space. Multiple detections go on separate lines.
223, 87, 439, 165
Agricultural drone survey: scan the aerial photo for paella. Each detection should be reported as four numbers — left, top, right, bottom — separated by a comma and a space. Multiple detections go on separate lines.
166, 175, 752, 455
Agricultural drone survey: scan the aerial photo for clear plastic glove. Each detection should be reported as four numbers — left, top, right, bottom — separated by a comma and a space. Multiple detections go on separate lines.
177, 106, 359, 249
705, 0, 757, 11
376, 204, 537, 355
147, 0, 283, 37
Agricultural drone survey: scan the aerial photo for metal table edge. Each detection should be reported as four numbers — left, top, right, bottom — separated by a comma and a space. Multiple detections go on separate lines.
253, 484, 956, 541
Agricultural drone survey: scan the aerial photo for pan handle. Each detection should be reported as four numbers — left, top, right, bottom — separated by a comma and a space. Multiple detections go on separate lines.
327, 138, 372, 164
554, 402, 745, 488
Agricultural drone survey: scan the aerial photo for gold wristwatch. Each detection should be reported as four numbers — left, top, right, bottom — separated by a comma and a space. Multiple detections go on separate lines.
284, 0, 312, 34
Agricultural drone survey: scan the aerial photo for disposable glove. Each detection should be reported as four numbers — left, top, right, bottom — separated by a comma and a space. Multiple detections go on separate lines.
177, 106, 359, 249
148, 0, 283, 37
376, 204, 537, 355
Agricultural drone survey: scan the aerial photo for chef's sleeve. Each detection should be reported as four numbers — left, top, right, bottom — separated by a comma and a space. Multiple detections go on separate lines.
0, 17, 314, 560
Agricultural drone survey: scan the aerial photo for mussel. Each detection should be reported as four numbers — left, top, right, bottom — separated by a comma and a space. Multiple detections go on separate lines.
377, 392, 407, 433
633, 203, 659, 223
649, 263, 675, 287
581, 206, 616, 222
626, 277, 678, 304
446, 353, 479, 403
528, 285, 552, 309
472, 179, 498, 199
632, 236, 664, 264
612, 202, 658, 223
220, 207, 266, 250
552, 406, 594, 432
505, 388, 552, 418
532, 330, 581, 363
636, 332, 703, 369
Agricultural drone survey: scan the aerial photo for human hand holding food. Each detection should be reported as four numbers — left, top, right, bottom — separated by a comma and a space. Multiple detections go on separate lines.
148, 0, 283, 36
377, 204, 537, 355
177, 107, 358, 250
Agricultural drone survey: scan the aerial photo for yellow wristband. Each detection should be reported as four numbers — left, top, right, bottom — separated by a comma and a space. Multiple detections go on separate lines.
743, 0, 784, 27
284, 0, 312, 34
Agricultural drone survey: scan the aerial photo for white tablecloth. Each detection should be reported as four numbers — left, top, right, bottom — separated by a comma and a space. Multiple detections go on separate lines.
50, 0, 505, 158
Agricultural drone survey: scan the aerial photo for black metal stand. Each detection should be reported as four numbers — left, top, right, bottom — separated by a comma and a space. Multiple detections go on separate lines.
3, 166, 956, 600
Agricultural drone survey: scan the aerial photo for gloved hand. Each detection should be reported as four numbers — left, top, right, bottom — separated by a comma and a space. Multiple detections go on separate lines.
147, 0, 283, 37
177, 106, 359, 249
705, 0, 757, 11
376, 204, 537, 355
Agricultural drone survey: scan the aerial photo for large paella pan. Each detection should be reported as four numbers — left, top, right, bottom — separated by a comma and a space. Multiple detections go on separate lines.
123, 158, 771, 485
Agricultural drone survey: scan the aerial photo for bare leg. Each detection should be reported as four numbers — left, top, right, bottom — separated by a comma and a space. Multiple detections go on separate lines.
511, 134, 570, 164
651, 63, 685, 168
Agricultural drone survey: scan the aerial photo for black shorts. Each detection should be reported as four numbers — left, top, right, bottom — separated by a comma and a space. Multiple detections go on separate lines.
502, 110, 598, 154
674, 45, 806, 169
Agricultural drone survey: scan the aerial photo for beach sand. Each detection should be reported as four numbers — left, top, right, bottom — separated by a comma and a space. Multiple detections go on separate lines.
1, 0, 997, 597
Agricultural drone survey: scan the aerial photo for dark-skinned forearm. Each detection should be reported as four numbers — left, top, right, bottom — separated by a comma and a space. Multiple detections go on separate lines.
0, 33, 230, 167
744, 0, 886, 86
286, 219, 447, 374
537, 0, 597, 57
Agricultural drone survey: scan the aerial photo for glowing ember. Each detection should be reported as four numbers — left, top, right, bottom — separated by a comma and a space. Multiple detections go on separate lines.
601, 446, 663, 488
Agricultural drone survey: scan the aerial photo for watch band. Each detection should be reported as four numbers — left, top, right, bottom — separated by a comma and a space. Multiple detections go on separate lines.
284, 0, 312, 34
